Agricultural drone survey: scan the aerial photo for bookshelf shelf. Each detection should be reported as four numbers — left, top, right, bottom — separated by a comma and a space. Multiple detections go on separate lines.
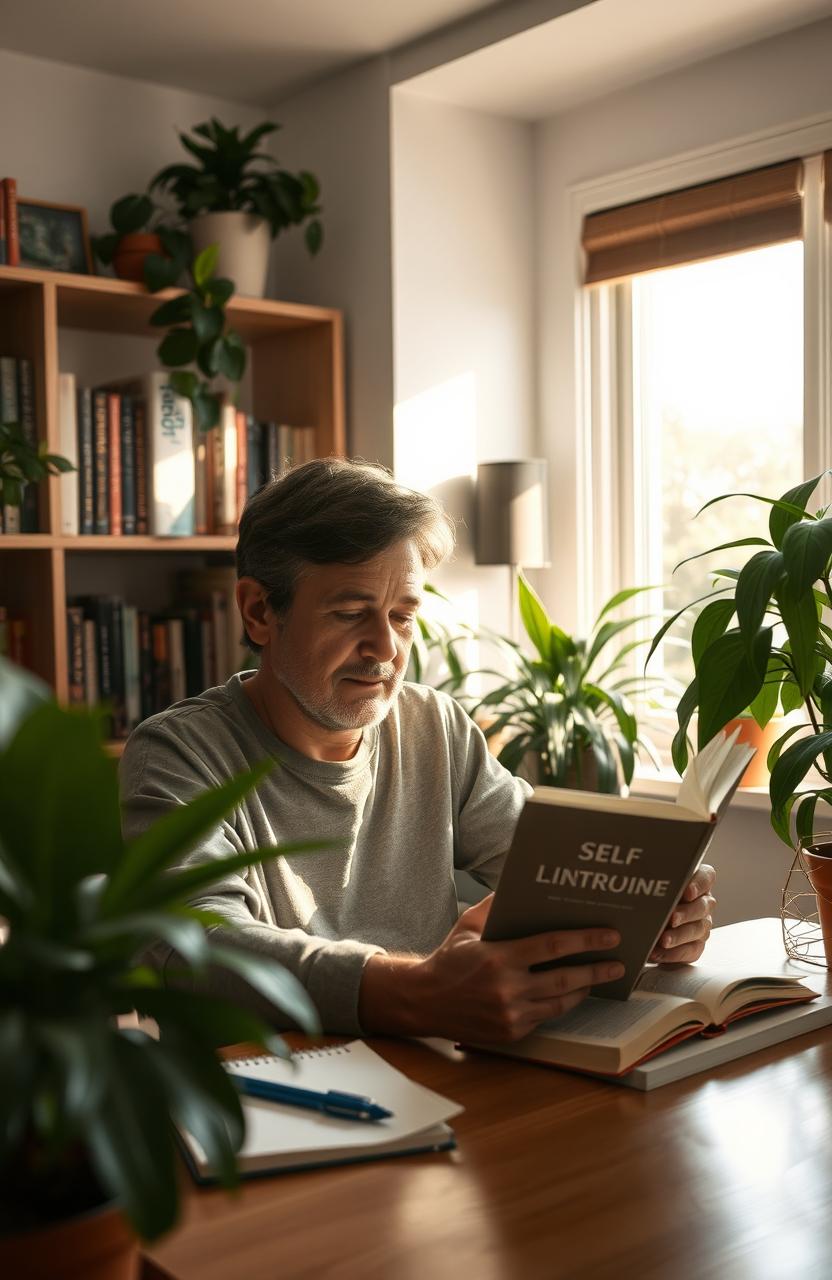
0, 264, 345, 706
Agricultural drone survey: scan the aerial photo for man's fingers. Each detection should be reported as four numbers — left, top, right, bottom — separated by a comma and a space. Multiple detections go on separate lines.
651, 914, 713, 962
507, 926, 621, 970
669, 893, 716, 929
682, 863, 716, 901
457, 894, 494, 933
526, 958, 624, 1002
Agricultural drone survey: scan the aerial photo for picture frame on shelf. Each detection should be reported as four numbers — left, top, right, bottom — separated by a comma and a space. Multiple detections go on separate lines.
18, 198, 93, 275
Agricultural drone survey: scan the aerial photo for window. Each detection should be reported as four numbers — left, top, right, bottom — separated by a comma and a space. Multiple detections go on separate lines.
580, 154, 826, 722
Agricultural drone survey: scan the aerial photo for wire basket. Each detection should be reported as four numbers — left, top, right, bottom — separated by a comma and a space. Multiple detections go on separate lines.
781, 844, 829, 968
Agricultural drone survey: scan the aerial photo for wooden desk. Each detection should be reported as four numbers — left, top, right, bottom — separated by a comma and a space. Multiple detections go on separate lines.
148, 921, 832, 1279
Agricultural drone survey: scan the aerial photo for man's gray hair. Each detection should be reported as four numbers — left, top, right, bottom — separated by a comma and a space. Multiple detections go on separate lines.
236, 458, 455, 649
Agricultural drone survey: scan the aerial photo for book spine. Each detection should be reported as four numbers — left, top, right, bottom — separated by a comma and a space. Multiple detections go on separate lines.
263, 422, 278, 481
151, 618, 171, 713
58, 372, 79, 536
278, 424, 294, 474
66, 604, 85, 705
246, 415, 263, 496
133, 397, 149, 536
92, 598, 114, 732
138, 610, 153, 721
211, 418, 226, 533
147, 374, 195, 536
17, 360, 38, 532
194, 428, 209, 535
3, 179, 19, 267
76, 387, 94, 535
167, 617, 186, 704
9, 617, 27, 666
121, 603, 141, 730
107, 393, 122, 537
0, 356, 20, 533
0, 181, 6, 265
182, 608, 204, 698
82, 617, 98, 705
236, 409, 248, 520
120, 394, 137, 536
92, 390, 109, 534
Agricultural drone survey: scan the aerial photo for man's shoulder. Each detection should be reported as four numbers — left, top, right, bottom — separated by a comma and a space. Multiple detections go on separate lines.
394, 682, 476, 741
120, 680, 248, 784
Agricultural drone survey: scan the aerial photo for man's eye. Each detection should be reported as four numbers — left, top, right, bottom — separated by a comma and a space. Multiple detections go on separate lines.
335, 611, 363, 622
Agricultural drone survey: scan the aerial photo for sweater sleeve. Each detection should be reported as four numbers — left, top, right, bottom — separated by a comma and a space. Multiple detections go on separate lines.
119, 721, 383, 1035
441, 695, 532, 889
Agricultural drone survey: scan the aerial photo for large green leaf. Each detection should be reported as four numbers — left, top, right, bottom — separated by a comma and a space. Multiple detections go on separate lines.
102, 761, 274, 912
673, 537, 770, 573
131, 839, 331, 912
691, 598, 735, 668
696, 628, 772, 749
583, 617, 644, 677
86, 1033, 180, 1241
734, 550, 785, 654
207, 943, 321, 1033
781, 516, 832, 594
770, 731, 832, 816
775, 580, 819, 696
517, 572, 553, 664
747, 656, 784, 728
769, 473, 829, 548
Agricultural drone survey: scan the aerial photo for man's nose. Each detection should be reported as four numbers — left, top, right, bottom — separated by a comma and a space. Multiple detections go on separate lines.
358, 616, 398, 662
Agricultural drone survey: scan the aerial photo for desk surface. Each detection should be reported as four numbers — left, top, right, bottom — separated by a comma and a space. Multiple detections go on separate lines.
148, 921, 832, 1280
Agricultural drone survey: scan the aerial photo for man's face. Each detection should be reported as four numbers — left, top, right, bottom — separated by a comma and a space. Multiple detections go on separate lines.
266, 539, 424, 732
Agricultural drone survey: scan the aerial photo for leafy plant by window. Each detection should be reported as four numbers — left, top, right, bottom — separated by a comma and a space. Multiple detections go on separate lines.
0, 677, 329, 1242
0, 420, 73, 508
465, 575, 660, 792
649, 472, 832, 846
150, 119, 323, 256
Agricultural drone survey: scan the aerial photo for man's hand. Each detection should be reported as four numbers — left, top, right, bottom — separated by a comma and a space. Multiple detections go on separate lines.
358, 895, 623, 1044
648, 863, 716, 965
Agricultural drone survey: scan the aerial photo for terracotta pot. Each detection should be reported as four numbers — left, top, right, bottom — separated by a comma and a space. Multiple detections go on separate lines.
722, 716, 783, 788
802, 840, 832, 969
112, 233, 163, 282
189, 211, 271, 297
0, 1199, 139, 1279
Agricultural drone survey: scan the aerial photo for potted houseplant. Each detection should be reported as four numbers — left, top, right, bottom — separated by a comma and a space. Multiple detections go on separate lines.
149, 118, 323, 298
649, 473, 832, 961
463, 574, 660, 793
1, 416, 74, 528
0, 660, 326, 1276
91, 195, 181, 282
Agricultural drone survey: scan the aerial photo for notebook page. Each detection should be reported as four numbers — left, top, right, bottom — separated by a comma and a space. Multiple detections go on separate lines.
224, 1041, 463, 1156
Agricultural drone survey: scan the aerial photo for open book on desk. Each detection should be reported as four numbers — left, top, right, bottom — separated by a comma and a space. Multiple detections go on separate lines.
179, 1040, 463, 1181
483, 728, 754, 999
464, 959, 823, 1086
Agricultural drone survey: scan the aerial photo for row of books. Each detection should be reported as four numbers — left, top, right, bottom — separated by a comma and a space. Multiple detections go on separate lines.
0, 176, 19, 266
0, 354, 39, 533
66, 570, 251, 738
58, 370, 318, 537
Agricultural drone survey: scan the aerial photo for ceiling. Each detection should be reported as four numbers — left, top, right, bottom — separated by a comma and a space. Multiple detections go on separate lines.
0, 0, 501, 106
1, 0, 831, 116
400, 0, 832, 119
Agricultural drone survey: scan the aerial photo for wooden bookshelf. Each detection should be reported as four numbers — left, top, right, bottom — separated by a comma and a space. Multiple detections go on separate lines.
0, 263, 345, 706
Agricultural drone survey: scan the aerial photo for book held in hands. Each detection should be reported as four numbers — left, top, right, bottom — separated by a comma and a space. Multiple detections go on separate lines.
483, 728, 756, 999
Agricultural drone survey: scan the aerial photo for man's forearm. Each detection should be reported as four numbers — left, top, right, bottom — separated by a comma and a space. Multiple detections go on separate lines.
358, 953, 434, 1036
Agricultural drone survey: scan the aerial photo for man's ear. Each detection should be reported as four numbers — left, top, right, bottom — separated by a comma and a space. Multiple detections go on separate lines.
236, 578, 274, 648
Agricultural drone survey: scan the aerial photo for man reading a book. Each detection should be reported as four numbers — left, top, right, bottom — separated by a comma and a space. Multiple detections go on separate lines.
120, 459, 716, 1044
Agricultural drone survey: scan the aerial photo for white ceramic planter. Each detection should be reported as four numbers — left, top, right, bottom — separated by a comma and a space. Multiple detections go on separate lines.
189, 211, 271, 298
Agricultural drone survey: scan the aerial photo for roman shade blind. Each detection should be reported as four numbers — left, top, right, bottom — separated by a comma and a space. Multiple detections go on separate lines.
582, 159, 803, 286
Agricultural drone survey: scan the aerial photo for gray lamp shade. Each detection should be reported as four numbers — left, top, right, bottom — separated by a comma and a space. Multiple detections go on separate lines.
475, 459, 550, 567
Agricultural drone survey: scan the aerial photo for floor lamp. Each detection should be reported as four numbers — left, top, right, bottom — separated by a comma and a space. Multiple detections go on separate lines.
474, 459, 550, 641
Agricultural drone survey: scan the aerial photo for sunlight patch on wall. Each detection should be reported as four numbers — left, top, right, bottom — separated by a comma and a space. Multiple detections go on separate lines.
393, 371, 477, 493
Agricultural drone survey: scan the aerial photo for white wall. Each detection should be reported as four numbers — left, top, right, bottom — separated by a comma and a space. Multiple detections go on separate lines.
391, 91, 537, 630
536, 15, 832, 925
0, 49, 262, 247
269, 57, 395, 466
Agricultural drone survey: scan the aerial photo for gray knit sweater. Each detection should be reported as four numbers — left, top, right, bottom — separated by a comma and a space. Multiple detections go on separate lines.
119, 674, 530, 1033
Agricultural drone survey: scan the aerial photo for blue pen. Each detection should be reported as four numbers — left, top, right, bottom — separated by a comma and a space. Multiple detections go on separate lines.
232, 1074, 393, 1122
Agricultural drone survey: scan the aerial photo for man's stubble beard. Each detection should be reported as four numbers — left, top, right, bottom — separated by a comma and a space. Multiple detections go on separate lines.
276, 656, 406, 732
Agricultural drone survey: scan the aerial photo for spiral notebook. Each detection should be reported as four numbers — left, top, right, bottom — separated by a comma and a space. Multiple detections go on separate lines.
179, 1040, 462, 1181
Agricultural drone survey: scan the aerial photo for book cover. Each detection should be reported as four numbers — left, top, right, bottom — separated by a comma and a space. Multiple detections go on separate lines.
91, 389, 109, 535
107, 393, 122, 537
76, 386, 94, 535
3, 179, 19, 267
119, 394, 137, 536
211, 401, 237, 534
57, 372, 79, 536
17, 359, 38, 532
483, 733, 753, 1000
0, 355, 20, 533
